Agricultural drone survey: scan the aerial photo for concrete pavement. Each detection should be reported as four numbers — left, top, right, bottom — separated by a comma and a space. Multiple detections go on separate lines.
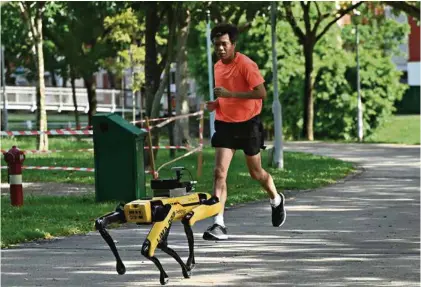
2, 142, 420, 286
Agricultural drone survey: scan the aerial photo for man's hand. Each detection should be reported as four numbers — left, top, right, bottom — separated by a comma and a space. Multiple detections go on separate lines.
206, 100, 219, 112
214, 87, 232, 98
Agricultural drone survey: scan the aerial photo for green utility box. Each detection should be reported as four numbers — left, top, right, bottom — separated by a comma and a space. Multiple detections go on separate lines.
93, 113, 152, 202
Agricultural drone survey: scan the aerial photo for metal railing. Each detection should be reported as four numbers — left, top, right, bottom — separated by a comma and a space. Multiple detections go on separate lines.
1, 86, 141, 113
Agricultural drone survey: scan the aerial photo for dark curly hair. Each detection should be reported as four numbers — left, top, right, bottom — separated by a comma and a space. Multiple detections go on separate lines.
211, 23, 238, 44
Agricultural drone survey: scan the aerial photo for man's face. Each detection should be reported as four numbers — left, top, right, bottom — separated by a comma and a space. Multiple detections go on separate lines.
213, 34, 236, 61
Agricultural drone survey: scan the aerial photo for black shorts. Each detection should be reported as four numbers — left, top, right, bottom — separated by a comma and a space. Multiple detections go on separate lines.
211, 115, 266, 156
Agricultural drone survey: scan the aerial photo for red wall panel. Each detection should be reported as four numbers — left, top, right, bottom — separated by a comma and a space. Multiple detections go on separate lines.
409, 16, 420, 62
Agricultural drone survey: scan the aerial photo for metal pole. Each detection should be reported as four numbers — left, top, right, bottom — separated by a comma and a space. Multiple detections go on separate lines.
271, 1, 283, 169
121, 69, 125, 119
138, 90, 143, 125
356, 24, 363, 142
119, 55, 125, 119
129, 47, 135, 122
1, 45, 8, 131
206, 10, 215, 138
167, 71, 175, 158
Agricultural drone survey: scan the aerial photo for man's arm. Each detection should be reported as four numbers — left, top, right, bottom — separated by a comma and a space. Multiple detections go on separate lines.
206, 98, 219, 112
214, 84, 266, 100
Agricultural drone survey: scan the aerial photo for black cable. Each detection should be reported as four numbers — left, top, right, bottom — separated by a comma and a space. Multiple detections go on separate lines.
184, 168, 194, 181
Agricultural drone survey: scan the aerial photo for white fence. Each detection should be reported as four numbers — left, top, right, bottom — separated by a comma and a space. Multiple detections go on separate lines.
1, 86, 141, 114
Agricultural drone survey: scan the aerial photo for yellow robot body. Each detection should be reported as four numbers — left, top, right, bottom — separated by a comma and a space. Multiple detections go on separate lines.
96, 192, 222, 285
123, 193, 212, 224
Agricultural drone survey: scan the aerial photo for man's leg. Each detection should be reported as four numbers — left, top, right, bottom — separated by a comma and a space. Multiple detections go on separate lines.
213, 147, 236, 215
245, 152, 286, 227
203, 147, 235, 240
245, 152, 277, 197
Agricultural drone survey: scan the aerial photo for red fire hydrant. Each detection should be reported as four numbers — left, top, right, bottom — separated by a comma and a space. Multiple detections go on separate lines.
4, 146, 25, 206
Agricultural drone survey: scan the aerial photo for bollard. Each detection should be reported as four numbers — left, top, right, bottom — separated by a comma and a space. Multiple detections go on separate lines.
3, 146, 25, 206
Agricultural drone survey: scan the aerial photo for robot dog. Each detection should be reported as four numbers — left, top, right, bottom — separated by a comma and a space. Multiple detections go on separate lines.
95, 167, 221, 285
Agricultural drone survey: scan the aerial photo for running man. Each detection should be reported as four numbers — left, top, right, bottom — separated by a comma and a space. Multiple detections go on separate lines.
203, 23, 286, 241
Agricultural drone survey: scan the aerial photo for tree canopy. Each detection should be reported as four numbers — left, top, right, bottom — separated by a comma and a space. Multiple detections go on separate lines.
1, 1, 415, 144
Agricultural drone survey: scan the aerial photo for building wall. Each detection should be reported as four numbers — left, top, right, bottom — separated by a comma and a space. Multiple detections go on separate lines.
408, 16, 420, 87
408, 16, 420, 62
383, 9, 419, 114
388, 10, 409, 72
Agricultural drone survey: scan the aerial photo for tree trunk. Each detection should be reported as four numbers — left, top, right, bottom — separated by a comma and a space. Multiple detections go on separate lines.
149, 4, 177, 163
35, 14, 48, 150
18, 2, 47, 148
144, 2, 160, 117
62, 74, 67, 87
151, 66, 170, 119
84, 77, 96, 127
5, 61, 14, 85
70, 66, 80, 128
174, 8, 191, 146
50, 68, 57, 87
107, 71, 116, 88
151, 4, 177, 119
303, 43, 314, 141
143, 2, 160, 168
149, 56, 170, 164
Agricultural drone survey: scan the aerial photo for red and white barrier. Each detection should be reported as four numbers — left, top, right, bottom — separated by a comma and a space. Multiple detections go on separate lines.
1, 111, 203, 136
1, 148, 94, 154
1, 129, 93, 136
131, 111, 203, 125
154, 111, 203, 129
144, 145, 189, 150
1, 127, 156, 136
1, 165, 155, 174
62, 126, 92, 130
1, 146, 190, 154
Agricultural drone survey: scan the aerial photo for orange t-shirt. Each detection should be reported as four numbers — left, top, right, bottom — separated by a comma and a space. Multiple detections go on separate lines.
214, 52, 265, 123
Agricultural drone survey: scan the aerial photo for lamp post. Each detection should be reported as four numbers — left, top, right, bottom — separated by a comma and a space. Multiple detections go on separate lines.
206, 10, 215, 138
271, 1, 283, 168
129, 46, 135, 122
119, 56, 125, 120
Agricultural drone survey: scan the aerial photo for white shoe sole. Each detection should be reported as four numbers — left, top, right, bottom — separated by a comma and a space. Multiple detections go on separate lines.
203, 232, 229, 241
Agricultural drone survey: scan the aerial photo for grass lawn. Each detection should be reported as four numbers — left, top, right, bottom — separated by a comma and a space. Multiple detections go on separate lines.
1, 195, 115, 247
1, 137, 355, 247
366, 115, 420, 145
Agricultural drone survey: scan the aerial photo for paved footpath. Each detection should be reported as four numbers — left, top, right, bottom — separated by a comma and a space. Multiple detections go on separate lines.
2, 142, 419, 287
